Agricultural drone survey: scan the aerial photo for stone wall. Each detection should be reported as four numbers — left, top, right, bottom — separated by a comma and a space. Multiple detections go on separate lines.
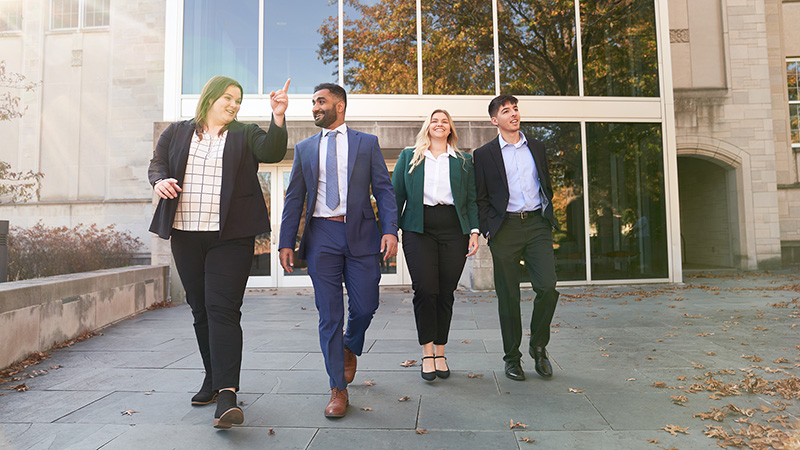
0, 265, 168, 369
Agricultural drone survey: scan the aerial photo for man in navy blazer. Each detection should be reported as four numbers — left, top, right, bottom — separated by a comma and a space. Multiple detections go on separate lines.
473, 95, 560, 382
279, 83, 398, 418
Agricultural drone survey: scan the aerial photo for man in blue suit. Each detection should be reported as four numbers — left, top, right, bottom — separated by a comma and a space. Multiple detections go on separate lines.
279, 83, 398, 418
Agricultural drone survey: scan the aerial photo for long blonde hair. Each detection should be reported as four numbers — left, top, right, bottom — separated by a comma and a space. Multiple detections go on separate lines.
408, 109, 463, 173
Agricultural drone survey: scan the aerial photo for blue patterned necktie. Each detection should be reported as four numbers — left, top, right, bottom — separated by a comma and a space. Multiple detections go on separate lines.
325, 130, 339, 210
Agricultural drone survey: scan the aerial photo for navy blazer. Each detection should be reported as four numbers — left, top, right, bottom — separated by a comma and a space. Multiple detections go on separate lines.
148, 118, 288, 240
392, 148, 479, 235
473, 133, 559, 240
279, 128, 398, 259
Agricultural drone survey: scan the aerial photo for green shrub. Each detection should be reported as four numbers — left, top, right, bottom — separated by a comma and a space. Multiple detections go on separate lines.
7, 222, 143, 281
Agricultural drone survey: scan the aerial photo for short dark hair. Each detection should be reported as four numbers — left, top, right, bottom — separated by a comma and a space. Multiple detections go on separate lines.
313, 82, 347, 107
488, 95, 518, 118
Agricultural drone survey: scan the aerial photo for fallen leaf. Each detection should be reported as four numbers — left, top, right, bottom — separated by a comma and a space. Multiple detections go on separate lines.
601, 354, 610, 357
268, 429, 275, 435
661, 424, 689, 436
509, 420, 528, 429
398, 396, 410, 402
519, 436, 535, 443
647, 438, 658, 444
13, 383, 28, 392
121, 410, 137, 416
461, 340, 471, 344
400, 360, 417, 367
363, 380, 375, 386
361, 407, 373, 411
568, 388, 584, 393
652, 382, 667, 388
626, 378, 637, 381
416, 429, 428, 434
467, 373, 483, 379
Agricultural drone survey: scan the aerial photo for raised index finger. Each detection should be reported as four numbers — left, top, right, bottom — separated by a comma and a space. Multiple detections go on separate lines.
281, 78, 291, 93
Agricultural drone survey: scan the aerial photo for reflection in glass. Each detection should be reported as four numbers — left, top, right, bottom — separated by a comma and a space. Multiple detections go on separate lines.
282, 172, 308, 276
521, 123, 585, 280
498, 0, 579, 96
581, 0, 659, 97
587, 122, 667, 279
264, 1, 338, 94
421, 0, 494, 94
183, 0, 259, 94
371, 173, 397, 274
788, 61, 800, 145
251, 172, 271, 276
318, 0, 417, 94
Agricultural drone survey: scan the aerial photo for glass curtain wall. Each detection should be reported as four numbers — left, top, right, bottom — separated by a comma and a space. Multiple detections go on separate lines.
179, 0, 670, 282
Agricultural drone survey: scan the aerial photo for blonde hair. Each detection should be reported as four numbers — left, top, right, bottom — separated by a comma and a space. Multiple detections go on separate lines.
408, 109, 463, 173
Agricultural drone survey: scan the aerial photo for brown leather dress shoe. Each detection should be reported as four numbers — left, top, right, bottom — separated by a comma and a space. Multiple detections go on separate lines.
324, 387, 348, 418
344, 347, 357, 383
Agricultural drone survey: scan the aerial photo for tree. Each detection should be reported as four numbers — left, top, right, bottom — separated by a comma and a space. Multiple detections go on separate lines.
317, 0, 659, 97
0, 60, 43, 203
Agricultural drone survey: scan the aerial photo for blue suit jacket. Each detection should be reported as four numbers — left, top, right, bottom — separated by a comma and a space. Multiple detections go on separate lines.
279, 128, 398, 259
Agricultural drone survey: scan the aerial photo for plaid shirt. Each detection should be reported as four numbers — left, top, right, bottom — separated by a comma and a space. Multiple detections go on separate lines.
173, 131, 227, 231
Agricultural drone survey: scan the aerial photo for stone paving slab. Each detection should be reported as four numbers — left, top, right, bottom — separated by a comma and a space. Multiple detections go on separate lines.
0, 270, 798, 449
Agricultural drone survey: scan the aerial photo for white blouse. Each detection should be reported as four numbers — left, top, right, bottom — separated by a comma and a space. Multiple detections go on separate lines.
422, 146, 457, 206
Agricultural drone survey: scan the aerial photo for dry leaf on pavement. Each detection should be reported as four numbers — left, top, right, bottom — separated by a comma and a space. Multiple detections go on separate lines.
661, 424, 689, 436
401, 360, 417, 367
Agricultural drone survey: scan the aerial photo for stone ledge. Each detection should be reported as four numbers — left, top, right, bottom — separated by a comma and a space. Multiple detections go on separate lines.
0, 265, 168, 368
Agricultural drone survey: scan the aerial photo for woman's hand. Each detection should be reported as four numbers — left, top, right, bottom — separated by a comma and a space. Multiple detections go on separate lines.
466, 233, 479, 257
154, 178, 182, 199
270, 78, 291, 126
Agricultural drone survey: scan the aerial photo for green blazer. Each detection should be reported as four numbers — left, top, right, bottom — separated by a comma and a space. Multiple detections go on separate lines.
392, 147, 479, 235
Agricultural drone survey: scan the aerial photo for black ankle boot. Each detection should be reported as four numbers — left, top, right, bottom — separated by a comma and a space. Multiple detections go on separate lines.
213, 390, 243, 429
191, 375, 218, 405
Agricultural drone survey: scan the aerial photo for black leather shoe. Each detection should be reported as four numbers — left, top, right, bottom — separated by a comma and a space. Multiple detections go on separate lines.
421, 356, 436, 381
213, 390, 244, 429
504, 360, 525, 381
434, 356, 450, 379
529, 346, 553, 378
191, 375, 218, 405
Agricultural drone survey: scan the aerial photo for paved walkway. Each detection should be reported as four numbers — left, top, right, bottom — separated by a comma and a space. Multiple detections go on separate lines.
1, 271, 798, 449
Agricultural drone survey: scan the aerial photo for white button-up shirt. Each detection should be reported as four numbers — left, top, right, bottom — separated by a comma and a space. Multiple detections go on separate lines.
422, 145, 456, 206
313, 123, 349, 217
500, 132, 542, 213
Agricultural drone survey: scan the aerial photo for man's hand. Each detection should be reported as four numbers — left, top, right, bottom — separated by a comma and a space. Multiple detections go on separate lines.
279, 247, 294, 273
380, 234, 398, 261
269, 78, 291, 126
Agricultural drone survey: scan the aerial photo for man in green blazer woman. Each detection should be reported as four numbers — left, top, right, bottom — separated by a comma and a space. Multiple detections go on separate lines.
392, 109, 480, 381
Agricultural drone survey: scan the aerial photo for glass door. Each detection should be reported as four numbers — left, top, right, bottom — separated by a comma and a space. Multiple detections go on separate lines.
247, 167, 278, 288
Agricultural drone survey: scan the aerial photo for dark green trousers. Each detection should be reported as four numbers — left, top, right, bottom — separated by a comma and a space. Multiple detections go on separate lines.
489, 212, 559, 363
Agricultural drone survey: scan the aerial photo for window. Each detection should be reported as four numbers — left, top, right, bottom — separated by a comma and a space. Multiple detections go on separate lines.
180, 0, 662, 96
789, 59, 800, 147
51, 0, 109, 31
0, 0, 22, 32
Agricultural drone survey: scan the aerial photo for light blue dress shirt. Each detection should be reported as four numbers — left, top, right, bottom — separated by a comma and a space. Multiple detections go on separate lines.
499, 132, 542, 213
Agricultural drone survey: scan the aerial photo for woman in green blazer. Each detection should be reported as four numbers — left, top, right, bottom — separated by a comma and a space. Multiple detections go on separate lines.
392, 109, 480, 381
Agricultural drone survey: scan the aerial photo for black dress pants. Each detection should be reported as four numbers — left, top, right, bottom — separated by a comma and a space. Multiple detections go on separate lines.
488, 212, 559, 363
402, 205, 468, 345
170, 229, 254, 391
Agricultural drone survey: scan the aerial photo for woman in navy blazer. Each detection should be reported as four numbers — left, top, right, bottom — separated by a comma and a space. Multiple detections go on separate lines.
392, 109, 479, 381
148, 76, 289, 429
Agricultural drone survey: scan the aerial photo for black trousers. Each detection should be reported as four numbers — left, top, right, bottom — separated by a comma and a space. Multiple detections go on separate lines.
488, 212, 559, 362
402, 205, 468, 345
170, 230, 254, 391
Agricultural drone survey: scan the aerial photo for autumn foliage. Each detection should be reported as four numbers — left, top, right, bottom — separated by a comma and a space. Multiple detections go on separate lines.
7, 222, 142, 281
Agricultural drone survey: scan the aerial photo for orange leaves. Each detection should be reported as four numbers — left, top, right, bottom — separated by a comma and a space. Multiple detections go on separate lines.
509, 420, 528, 430
400, 360, 417, 367
661, 424, 689, 436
